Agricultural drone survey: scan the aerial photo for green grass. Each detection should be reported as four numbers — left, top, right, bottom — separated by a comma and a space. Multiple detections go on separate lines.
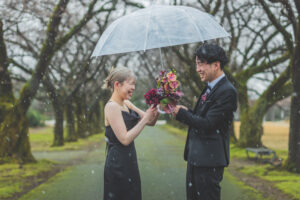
162, 124, 300, 200
0, 126, 105, 199
0, 160, 57, 199
223, 170, 270, 200
29, 126, 105, 152
240, 164, 300, 199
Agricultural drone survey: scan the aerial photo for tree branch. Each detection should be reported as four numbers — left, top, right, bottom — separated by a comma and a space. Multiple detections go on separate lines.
237, 52, 290, 81
8, 58, 33, 74
18, 0, 70, 112
258, 0, 294, 52
54, 0, 117, 51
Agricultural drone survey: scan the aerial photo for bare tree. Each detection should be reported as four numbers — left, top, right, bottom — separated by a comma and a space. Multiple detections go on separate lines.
257, 0, 300, 172
0, 0, 117, 163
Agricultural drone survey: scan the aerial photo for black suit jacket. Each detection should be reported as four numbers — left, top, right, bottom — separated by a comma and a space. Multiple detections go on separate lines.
176, 76, 237, 167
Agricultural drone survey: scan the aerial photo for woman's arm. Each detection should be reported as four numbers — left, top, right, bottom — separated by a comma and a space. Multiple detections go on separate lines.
125, 100, 159, 126
124, 100, 145, 117
105, 102, 153, 146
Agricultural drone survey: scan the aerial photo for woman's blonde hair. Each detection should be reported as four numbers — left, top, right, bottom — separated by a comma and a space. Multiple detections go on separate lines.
104, 67, 136, 90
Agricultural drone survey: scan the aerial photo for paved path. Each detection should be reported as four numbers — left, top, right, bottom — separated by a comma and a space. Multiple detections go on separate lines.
20, 126, 259, 200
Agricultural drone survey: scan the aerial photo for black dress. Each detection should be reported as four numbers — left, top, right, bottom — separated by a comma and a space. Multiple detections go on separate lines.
103, 109, 142, 200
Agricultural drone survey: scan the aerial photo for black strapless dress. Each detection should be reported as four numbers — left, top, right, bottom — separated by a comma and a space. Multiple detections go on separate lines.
103, 109, 142, 200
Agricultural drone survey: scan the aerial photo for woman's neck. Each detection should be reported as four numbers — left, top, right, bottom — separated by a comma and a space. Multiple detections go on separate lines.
110, 92, 124, 106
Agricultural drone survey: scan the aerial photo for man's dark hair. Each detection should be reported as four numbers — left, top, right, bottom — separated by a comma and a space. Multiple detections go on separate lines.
194, 43, 228, 70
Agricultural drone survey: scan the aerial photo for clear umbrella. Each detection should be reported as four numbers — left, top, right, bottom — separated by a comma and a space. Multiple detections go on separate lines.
91, 5, 229, 57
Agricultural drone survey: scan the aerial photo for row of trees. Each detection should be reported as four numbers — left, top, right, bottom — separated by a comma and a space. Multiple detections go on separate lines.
0, 0, 299, 172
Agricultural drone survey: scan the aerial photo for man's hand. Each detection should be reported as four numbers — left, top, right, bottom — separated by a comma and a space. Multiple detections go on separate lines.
172, 105, 188, 117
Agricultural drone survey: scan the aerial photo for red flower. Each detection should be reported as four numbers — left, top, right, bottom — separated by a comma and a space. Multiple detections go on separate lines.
144, 89, 160, 106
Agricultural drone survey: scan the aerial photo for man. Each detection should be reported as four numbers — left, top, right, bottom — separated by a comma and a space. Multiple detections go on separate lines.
173, 43, 238, 200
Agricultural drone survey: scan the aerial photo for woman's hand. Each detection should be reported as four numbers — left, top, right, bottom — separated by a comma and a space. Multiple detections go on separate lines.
144, 105, 160, 126
144, 105, 157, 121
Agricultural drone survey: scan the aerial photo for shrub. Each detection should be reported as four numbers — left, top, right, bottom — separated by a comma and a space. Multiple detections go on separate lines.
26, 109, 45, 127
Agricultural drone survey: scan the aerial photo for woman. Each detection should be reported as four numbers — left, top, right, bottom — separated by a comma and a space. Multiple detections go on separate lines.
103, 67, 159, 200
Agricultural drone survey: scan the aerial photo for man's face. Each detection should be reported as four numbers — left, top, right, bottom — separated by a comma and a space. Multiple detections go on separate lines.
195, 57, 216, 82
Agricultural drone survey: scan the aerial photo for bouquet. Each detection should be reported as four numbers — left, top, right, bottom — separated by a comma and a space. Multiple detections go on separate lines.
144, 69, 184, 114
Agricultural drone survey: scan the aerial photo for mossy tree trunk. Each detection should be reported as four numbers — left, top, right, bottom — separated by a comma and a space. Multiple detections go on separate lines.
287, 31, 300, 172
0, 0, 70, 162
52, 102, 64, 146
286, 61, 300, 172
42, 76, 65, 146
91, 101, 102, 134
0, 20, 14, 125
257, 0, 300, 172
0, 0, 115, 162
75, 95, 89, 138
65, 100, 77, 142
0, 106, 35, 163
0, 20, 34, 162
229, 121, 237, 143
99, 100, 106, 131
238, 67, 292, 147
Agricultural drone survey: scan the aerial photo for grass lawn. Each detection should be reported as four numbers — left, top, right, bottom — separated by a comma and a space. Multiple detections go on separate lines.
0, 126, 105, 199
29, 126, 105, 152
161, 123, 300, 200
234, 121, 289, 150
0, 160, 57, 199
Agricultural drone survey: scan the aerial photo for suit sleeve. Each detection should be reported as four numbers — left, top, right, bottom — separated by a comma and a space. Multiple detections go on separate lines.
176, 89, 237, 132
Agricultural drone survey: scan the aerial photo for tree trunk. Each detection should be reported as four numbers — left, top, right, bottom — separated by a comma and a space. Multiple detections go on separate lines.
52, 102, 64, 146
230, 121, 237, 143
239, 110, 264, 147
99, 100, 105, 130
0, 0, 70, 162
287, 44, 300, 172
0, 20, 14, 125
75, 96, 88, 138
0, 106, 35, 163
88, 101, 102, 134
0, 20, 34, 163
65, 102, 77, 142
238, 67, 292, 147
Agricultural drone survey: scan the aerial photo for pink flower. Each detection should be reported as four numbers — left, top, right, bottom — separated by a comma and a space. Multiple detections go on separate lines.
162, 77, 168, 83
167, 72, 176, 81
164, 83, 172, 92
170, 81, 179, 89
159, 70, 166, 76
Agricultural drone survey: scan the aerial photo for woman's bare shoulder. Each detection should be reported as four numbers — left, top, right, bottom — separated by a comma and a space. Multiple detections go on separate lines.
124, 100, 134, 109
105, 101, 120, 113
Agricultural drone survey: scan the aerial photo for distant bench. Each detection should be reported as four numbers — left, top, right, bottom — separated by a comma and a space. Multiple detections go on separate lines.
246, 147, 277, 163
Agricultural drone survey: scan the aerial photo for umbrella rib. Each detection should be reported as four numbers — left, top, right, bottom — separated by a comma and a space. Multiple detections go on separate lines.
143, 8, 152, 52
180, 8, 203, 42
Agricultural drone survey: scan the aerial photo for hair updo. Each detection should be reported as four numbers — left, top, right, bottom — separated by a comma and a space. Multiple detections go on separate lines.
104, 67, 136, 90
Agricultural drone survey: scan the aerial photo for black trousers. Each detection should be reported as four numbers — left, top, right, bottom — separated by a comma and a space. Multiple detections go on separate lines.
186, 163, 224, 200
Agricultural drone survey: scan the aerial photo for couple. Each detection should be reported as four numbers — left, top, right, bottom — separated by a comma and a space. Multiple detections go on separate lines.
103, 43, 238, 200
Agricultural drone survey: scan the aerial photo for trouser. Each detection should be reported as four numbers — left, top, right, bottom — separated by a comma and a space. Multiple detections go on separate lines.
186, 163, 224, 200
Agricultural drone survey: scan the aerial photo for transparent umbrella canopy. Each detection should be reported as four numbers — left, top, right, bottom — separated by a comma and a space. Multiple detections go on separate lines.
91, 5, 230, 57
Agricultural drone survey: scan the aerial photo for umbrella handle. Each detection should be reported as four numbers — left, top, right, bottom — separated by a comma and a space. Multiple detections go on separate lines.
159, 48, 164, 70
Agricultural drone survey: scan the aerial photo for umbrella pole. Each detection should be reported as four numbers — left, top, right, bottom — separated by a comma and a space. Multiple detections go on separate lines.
159, 48, 164, 70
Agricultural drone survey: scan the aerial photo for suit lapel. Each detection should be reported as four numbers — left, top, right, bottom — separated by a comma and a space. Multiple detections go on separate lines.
197, 77, 227, 115
193, 85, 209, 112
206, 76, 227, 101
